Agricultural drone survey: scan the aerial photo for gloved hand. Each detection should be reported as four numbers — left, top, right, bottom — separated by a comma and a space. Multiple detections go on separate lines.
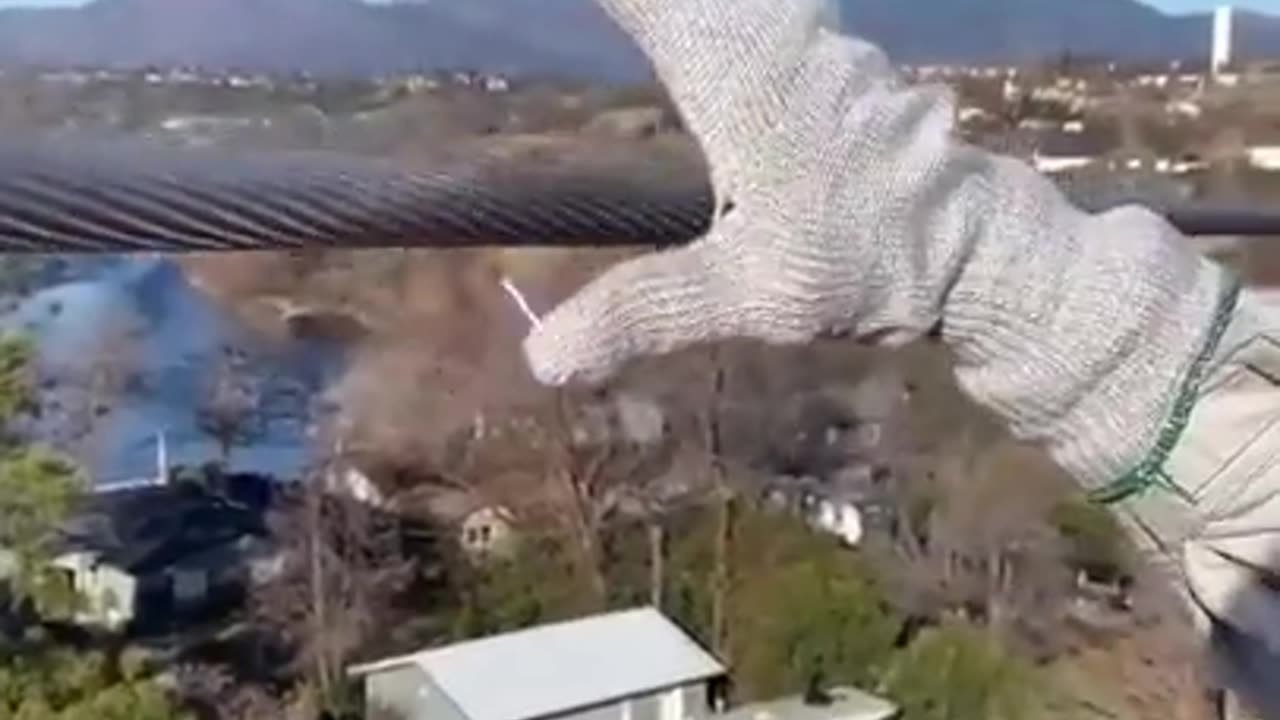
522, 0, 1279, 710
524, 0, 1235, 490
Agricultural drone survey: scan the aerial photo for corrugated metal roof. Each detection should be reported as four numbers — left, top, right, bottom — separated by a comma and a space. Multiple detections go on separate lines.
350, 607, 726, 720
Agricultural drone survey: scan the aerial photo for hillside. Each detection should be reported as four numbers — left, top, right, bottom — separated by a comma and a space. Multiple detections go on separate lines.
0, 0, 1276, 78
0, 0, 644, 79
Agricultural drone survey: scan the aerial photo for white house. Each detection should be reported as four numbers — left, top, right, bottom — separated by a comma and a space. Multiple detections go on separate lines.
1031, 129, 1117, 174
0, 475, 278, 633
810, 499, 865, 547
350, 608, 728, 720
1248, 146, 1280, 171
957, 106, 991, 124
0, 547, 135, 630
349, 608, 899, 720
483, 75, 511, 93
326, 462, 387, 508
1002, 78, 1022, 103
1033, 150, 1095, 173
460, 506, 516, 559
416, 487, 521, 562
1167, 100, 1203, 119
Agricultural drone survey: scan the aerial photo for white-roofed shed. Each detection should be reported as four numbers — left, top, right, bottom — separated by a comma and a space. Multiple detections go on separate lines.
349, 607, 727, 720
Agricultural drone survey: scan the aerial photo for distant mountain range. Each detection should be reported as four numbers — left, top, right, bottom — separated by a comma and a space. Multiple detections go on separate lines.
0, 0, 646, 78
0, 0, 1278, 79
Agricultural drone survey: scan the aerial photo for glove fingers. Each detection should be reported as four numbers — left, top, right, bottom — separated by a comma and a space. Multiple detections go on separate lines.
596, 0, 873, 179
523, 224, 754, 386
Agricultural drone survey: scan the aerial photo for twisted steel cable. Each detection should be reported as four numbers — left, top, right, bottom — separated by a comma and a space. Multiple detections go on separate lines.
1, 135, 1280, 253
1055, 169, 1280, 237
0, 136, 714, 252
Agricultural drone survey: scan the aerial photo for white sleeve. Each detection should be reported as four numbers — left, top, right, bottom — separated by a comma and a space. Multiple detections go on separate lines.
1139, 290, 1280, 716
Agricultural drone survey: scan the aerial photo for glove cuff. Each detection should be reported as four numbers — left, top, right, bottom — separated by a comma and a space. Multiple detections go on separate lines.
942, 164, 1238, 490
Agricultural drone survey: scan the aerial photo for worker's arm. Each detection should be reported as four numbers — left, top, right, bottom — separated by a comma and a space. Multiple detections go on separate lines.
1150, 292, 1280, 714
523, 0, 1280, 711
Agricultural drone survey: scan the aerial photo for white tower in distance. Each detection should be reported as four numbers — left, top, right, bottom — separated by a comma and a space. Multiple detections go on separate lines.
1213, 5, 1235, 76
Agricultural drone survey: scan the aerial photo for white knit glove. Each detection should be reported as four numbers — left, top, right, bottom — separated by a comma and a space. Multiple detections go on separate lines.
523, 0, 1235, 492
522, 0, 1280, 708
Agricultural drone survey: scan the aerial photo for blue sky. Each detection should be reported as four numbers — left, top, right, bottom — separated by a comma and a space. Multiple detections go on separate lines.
0, 0, 1278, 12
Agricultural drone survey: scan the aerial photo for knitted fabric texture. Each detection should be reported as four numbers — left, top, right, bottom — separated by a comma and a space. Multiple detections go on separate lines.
524, 0, 1234, 491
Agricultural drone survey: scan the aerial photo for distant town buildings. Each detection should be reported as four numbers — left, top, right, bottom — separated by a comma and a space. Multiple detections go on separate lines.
13, 43, 1280, 187
1247, 144, 1280, 171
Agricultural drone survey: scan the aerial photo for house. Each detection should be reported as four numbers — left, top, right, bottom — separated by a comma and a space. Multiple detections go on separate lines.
1, 474, 279, 633
350, 608, 726, 720
326, 458, 388, 509
1172, 153, 1209, 175
460, 506, 516, 559
1134, 73, 1170, 88
1017, 117, 1059, 132
1002, 78, 1022, 103
1238, 126, 1280, 171
482, 75, 511, 93
763, 477, 877, 547
1030, 127, 1119, 174
1167, 100, 1203, 119
808, 497, 865, 547
957, 106, 991, 125
349, 607, 898, 720
64, 476, 279, 633
415, 487, 521, 562
1247, 146, 1280, 171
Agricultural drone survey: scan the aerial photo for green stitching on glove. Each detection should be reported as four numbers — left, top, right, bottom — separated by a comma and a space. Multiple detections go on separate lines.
1089, 275, 1244, 506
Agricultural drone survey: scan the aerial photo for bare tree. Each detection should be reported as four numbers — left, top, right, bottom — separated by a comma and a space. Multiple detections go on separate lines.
176, 663, 290, 720
867, 401, 1075, 657
444, 383, 675, 611
195, 346, 274, 466
250, 445, 417, 714
704, 346, 733, 658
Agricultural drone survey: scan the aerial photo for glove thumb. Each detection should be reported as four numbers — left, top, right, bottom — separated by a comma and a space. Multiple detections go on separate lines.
523, 223, 751, 386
